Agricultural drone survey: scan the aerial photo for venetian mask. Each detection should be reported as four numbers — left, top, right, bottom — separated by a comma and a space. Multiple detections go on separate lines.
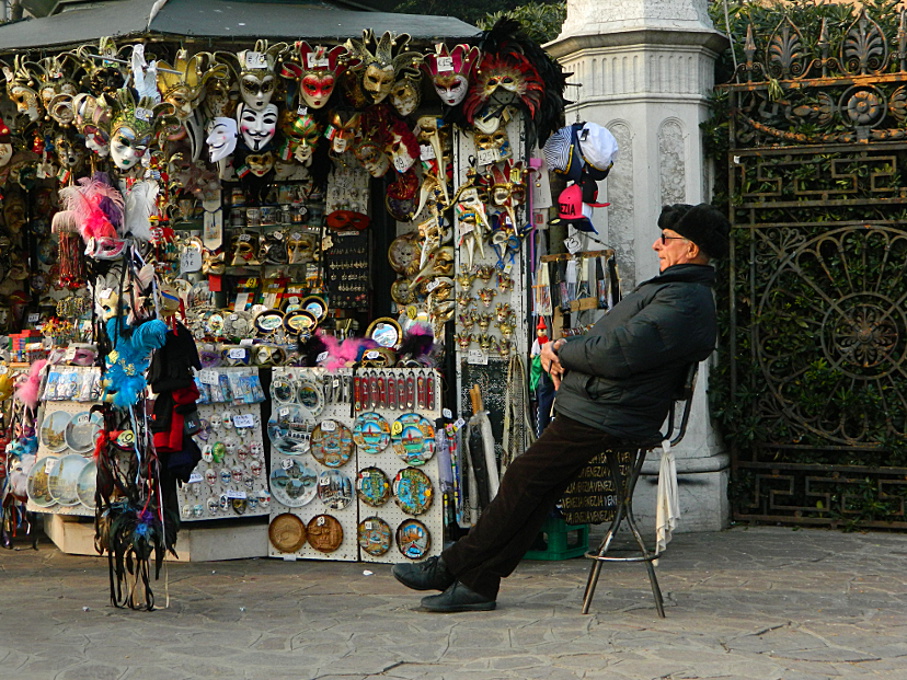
3, 57, 42, 122
390, 69, 421, 117
385, 120, 419, 174
353, 139, 390, 177
423, 44, 480, 107
76, 38, 127, 96
107, 88, 177, 172
54, 133, 85, 170
281, 111, 321, 164
327, 110, 360, 157
237, 102, 278, 152
0, 117, 12, 167
245, 151, 275, 177
235, 41, 285, 110
475, 128, 511, 158
282, 42, 348, 110
206, 116, 238, 162
156, 50, 214, 121
110, 121, 152, 171
287, 231, 316, 264
231, 232, 260, 266
203, 72, 238, 118
345, 29, 422, 105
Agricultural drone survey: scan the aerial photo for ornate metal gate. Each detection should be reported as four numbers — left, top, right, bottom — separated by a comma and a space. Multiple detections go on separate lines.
721, 8, 907, 528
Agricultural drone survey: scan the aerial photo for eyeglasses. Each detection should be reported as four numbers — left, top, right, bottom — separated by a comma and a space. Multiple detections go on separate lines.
659, 234, 687, 245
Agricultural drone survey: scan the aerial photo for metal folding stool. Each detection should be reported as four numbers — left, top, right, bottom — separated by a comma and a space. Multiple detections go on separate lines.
581, 363, 699, 617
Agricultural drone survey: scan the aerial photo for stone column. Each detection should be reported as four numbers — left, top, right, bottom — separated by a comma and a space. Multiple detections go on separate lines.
547, 0, 731, 531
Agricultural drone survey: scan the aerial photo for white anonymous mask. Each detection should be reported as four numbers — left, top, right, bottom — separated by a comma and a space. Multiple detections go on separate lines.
206, 117, 238, 162
237, 102, 278, 152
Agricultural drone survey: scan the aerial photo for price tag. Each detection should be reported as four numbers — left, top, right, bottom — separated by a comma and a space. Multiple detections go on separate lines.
233, 414, 255, 428
282, 458, 294, 470
436, 56, 454, 72
426, 279, 440, 292
228, 348, 247, 360
454, 417, 466, 429
364, 350, 380, 359
420, 143, 436, 161
365, 520, 374, 530
564, 234, 583, 255
188, 472, 203, 484
391, 421, 403, 436
316, 351, 329, 363
226, 489, 247, 499
467, 348, 489, 365
477, 148, 499, 166
296, 105, 309, 116
319, 476, 330, 485
320, 420, 336, 432
306, 53, 330, 69
442, 408, 453, 419
181, 249, 202, 273
244, 51, 267, 69
199, 369, 219, 385
240, 338, 254, 346
393, 154, 410, 173
27, 313, 40, 324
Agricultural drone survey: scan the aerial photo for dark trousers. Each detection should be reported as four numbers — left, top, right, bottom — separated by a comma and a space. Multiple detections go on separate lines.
441, 414, 620, 599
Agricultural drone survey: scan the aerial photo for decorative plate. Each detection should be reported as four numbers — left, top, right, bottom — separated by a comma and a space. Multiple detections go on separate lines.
358, 516, 392, 557
284, 309, 318, 335
390, 277, 416, 305
26, 459, 55, 507
267, 404, 316, 456
269, 513, 307, 553
47, 454, 90, 507
40, 410, 72, 453
393, 467, 434, 516
352, 412, 391, 454
253, 309, 285, 335
388, 234, 420, 276
306, 514, 344, 553
355, 466, 391, 507
309, 419, 354, 468
270, 376, 297, 405
366, 317, 402, 349
317, 470, 355, 510
296, 378, 324, 416
301, 295, 328, 322
391, 413, 436, 466
269, 459, 319, 507
64, 411, 103, 455
77, 459, 97, 509
396, 518, 431, 560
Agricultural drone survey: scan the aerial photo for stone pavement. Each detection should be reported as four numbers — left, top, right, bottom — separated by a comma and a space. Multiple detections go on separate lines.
1, 525, 906, 680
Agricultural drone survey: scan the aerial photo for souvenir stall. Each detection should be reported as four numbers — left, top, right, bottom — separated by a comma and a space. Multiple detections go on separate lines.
0, 0, 606, 607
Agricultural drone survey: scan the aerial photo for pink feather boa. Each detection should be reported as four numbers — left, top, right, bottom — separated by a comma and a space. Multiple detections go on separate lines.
15, 359, 47, 410
317, 330, 379, 372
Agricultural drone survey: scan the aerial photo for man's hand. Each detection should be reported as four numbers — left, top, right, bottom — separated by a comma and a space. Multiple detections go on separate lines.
540, 339, 565, 389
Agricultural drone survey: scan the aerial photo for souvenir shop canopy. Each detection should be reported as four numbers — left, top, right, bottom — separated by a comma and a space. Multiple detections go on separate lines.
0, 0, 479, 52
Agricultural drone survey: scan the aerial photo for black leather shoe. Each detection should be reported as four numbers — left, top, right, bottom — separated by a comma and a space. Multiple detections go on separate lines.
392, 556, 455, 591
420, 581, 497, 613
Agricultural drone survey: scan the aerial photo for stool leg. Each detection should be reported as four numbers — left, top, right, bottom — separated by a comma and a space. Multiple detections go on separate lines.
582, 501, 625, 614
623, 462, 666, 619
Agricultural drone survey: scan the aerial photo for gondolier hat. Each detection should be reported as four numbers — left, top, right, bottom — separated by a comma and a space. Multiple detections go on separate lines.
658, 203, 730, 259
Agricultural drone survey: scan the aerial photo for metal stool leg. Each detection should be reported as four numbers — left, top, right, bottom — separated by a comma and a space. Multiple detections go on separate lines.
582, 448, 666, 617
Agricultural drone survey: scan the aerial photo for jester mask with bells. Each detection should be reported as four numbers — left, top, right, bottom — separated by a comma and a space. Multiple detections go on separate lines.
37, 54, 80, 126
232, 40, 286, 111
2, 55, 44, 123
325, 109, 360, 159
423, 43, 480, 107
345, 29, 422, 105
74, 38, 127, 96
105, 88, 179, 172
280, 110, 321, 165
72, 93, 112, 157
280, 42, 348, 110
156, 50, 226, 121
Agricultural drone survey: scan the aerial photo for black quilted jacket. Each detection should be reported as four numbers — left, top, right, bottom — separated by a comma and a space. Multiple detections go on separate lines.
554, 263, 717, 442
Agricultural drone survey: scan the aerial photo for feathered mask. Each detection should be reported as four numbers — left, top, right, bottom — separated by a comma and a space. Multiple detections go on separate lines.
423, 43, 481, 107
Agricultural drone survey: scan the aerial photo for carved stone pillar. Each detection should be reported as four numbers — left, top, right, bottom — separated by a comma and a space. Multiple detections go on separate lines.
548, 0, 731, 531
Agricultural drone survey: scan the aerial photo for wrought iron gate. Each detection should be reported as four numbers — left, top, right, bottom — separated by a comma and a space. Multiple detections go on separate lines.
721, 8, 907, 528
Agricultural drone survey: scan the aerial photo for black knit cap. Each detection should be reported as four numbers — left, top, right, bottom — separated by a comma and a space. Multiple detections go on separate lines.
658, 203, 730, 259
